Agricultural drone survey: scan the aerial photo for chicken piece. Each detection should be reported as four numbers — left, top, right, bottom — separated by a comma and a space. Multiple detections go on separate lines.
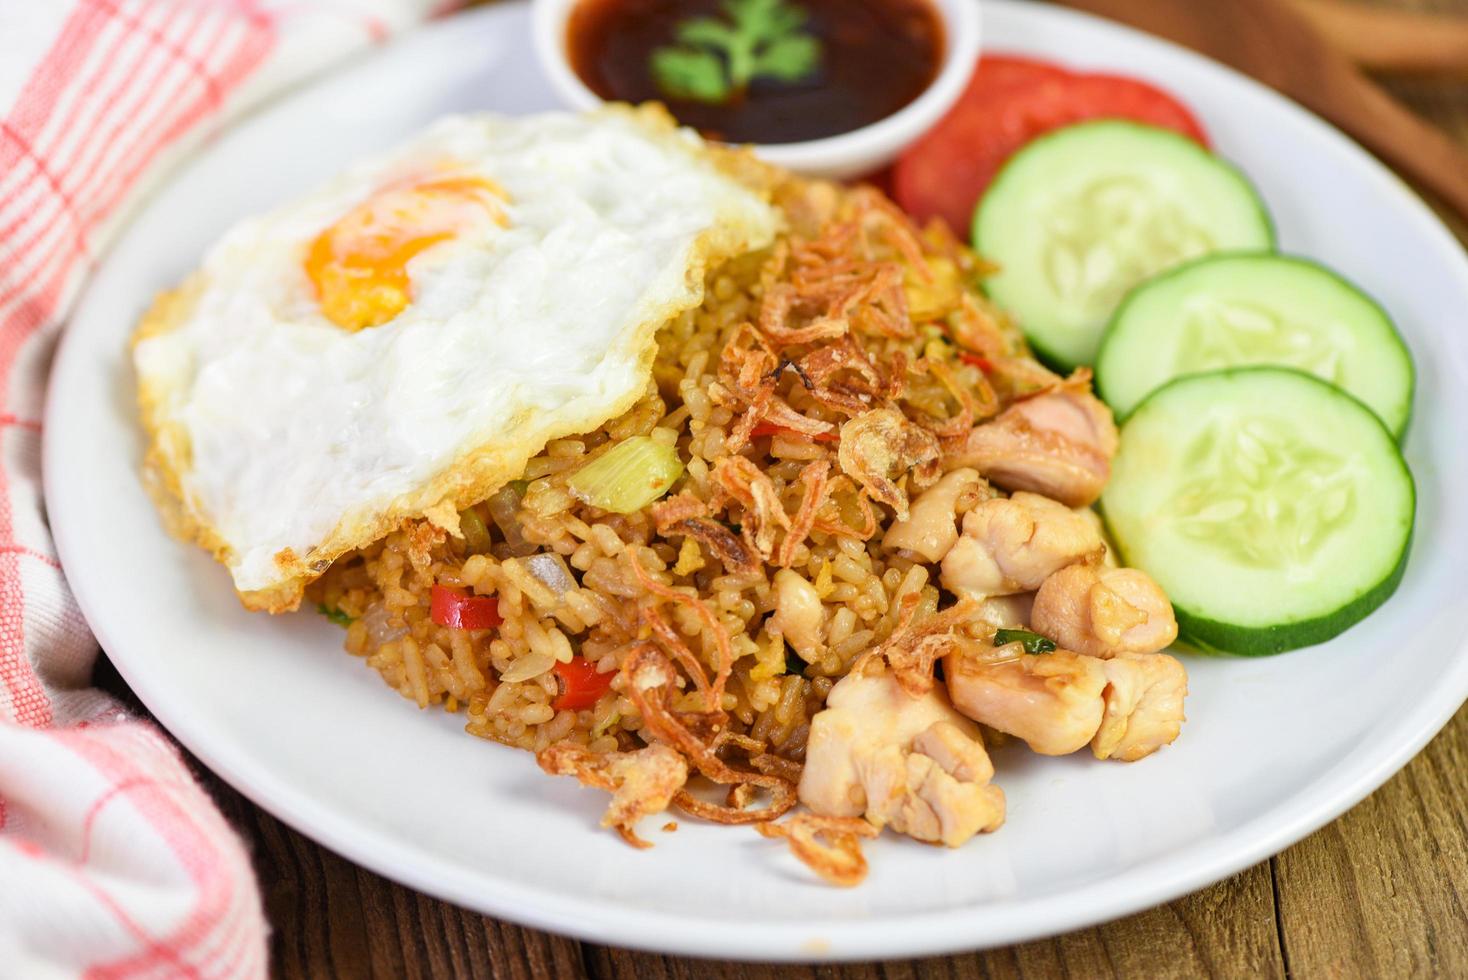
837, 407, 941, 521
973, 593, 1035, 630
1032, 563, 1178, 658
799, 663, 1005, 847
1092, 653, 1189, 761
538, 741, 689, 847
940, 492, 1105, 597
771, 568, 825, 660
1074, 506, 1120, 568
882, 468, 991, 562
1012, 377, 1119, 456
946, 376, 1118, 507
943, 642, 1108, 756
857, 722, 1006, 847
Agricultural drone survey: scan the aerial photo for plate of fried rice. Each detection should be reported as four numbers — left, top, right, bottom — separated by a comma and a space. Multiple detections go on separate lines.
44, 0, 1468, 961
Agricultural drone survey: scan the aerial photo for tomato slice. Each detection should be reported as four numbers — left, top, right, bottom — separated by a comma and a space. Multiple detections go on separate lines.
429, 585, 502, 631
552, 656, 615, 712
862, 56, 1068, 195
954, 53, 1071, 95
894, 54, 1208, 236
1057, 75, 1209, 144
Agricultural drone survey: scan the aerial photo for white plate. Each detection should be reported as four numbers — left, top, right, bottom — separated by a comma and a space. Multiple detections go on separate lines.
44, 0, 1468, 962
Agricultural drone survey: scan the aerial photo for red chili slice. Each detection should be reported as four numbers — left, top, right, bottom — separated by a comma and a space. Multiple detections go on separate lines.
750, 421, 840, 443
429, 585, 502, 631
552, 657, 615, 712
894, 54, 1208, 235
958, 351, 994, 372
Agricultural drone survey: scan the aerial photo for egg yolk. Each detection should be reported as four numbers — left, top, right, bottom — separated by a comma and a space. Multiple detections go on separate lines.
305, 175, 509, 331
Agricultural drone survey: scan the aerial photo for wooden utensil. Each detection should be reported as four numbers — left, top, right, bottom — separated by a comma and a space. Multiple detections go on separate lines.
1292, 0, 1468, 77
1053, 0, 1468, 222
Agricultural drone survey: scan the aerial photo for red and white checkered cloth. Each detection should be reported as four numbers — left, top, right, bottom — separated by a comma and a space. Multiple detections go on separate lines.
0, 2, 452, 975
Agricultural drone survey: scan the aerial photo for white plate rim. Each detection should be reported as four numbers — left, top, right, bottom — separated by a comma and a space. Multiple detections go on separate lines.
42, 0, 1468, 961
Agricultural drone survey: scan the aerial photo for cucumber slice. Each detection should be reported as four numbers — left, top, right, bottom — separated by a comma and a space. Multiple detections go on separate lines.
973, 121, 1275, 371
1097, 253, 1414, 437
1101, 367, 1414, 656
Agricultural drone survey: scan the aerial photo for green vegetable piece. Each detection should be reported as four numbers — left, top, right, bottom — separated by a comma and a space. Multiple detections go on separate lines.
993, 628, 1056, 655
567, 436, 684, 514
785, 650, 807, 676
316, 603, 354, 627
678, 19, 739, 48
650, 47, 729, 102
1101, 367, 1414, 655
458, 507, 492, 554
756, 34, 820, 82
650, 0, 821, 105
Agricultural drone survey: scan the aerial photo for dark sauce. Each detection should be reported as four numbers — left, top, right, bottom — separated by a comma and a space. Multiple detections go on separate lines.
567, 0, 945, 145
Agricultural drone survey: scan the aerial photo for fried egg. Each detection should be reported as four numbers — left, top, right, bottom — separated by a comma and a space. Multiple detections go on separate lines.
134, 107, 779, 612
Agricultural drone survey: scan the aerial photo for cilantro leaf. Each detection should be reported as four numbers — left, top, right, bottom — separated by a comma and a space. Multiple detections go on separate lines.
754, 34, 820, 83
677, 18, 738, 48
650, 0, 821, 105
727, 0, 805, 38
650, 47, 730, 102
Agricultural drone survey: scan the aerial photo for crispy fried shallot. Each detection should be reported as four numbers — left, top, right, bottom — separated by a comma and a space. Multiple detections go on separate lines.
641, 608, 717, 708
798, 335, 883, 390
713, 456, 792, 560
537, 741, 689, 849
796, 336, 896, 416
621, 645, 799, 825
713, 188, 1007, 481
625, 651, 804, 827
626, 553, 735, 712
777, 460, 831, 568
869, 593, 980, 697
756, 814, 880, 887
864, 187, 935, 283
918, 356, 996, 441
403, 520, 448, 574
837, 408, 941, 521
674, 518, 758, 575
650, 491, 710, 530
811, 479, 879, 541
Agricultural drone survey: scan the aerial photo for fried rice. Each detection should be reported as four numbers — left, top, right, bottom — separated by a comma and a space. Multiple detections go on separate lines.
305, 170, 1092, 876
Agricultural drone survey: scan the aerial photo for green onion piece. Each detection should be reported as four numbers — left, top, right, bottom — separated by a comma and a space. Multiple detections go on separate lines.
567, 436, 684, 514
458, 506, 492, 554
993, 628, 1056, 655
785, 651, 807, 676
316, 603, 354, 627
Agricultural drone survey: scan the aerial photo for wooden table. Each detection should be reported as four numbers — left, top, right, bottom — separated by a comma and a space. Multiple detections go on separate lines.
105, 1, 1468, 975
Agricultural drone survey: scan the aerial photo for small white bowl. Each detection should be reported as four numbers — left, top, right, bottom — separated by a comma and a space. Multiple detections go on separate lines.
532, 0, 982, 179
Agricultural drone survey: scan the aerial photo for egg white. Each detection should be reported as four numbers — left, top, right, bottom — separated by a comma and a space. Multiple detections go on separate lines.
134, 107, 779, 611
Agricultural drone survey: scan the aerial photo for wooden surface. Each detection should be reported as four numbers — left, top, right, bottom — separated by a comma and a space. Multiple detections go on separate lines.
106, 1, 1468, 976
